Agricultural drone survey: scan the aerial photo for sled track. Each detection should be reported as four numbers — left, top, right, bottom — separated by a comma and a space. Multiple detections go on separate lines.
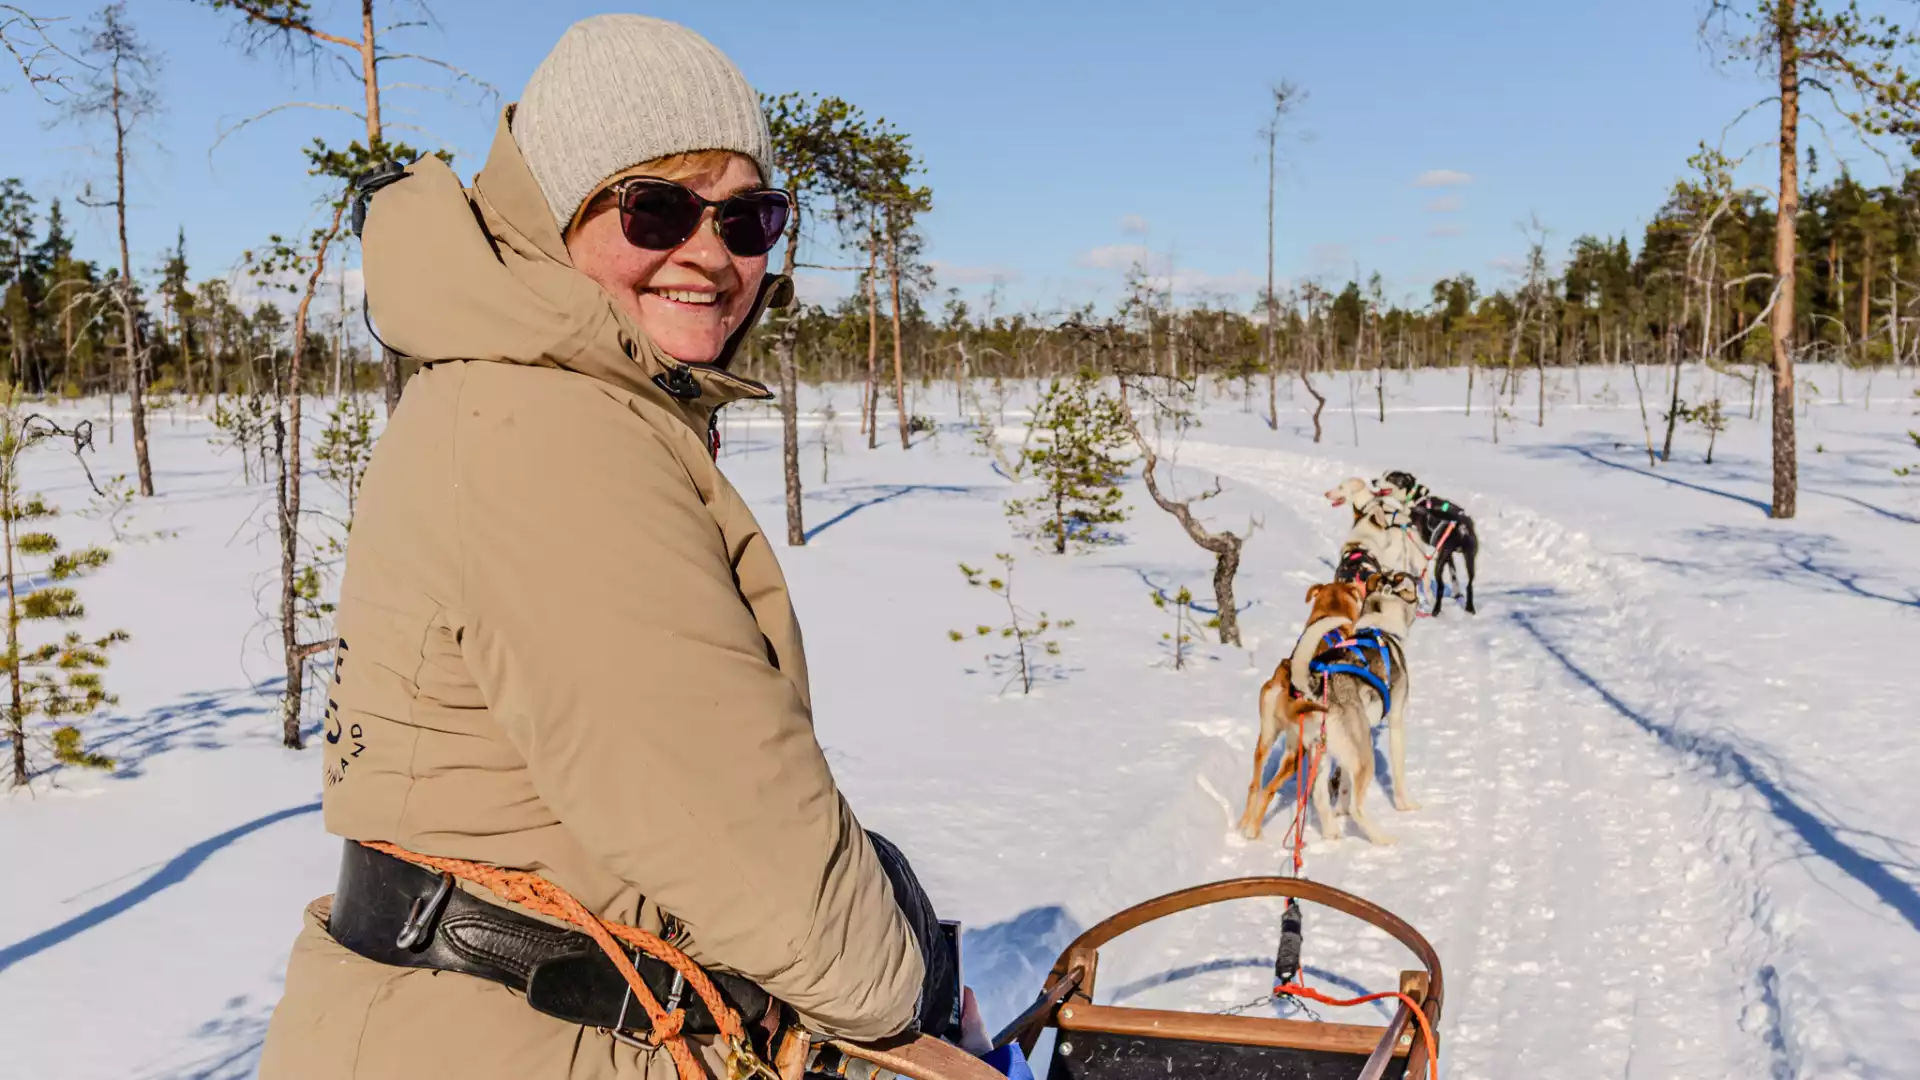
1062, 441, 1794, 1079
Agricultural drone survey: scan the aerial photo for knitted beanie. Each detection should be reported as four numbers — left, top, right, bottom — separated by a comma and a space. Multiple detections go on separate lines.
511, 15, 773, 233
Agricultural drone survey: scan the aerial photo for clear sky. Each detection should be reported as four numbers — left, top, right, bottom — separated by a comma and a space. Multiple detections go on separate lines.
1, 0, 1906, 316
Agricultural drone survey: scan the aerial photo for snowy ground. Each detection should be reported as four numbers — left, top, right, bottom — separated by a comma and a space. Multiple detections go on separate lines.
3, 362, 1917, 1079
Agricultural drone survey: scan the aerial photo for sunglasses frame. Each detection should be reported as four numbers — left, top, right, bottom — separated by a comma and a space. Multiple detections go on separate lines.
609, 176, 793, 257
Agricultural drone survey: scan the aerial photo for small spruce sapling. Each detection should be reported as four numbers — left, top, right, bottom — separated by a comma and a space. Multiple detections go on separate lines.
1151, 585, 1206, 670
1, 396, 128, 788
812, 397, 841, 484
1686, 399, 1729, 464
1895, 430, 1918, 478
1005, 374, 1132, 554
211, 391, 274, 483
313, 395, 377, 532
948, 554, 1072, 695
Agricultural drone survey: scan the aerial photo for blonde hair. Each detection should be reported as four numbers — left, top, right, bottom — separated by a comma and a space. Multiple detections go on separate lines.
568, 149, 762, 233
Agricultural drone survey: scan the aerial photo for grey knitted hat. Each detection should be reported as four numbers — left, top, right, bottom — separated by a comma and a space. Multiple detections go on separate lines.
511, 15, 773, 233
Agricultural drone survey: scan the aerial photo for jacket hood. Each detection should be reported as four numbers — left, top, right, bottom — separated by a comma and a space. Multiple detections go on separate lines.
361, 107, 786, 412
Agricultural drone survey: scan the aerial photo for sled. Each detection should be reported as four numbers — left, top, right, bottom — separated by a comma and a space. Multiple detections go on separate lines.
991, 876, 1443, 1080
804, 876, 1442, 1080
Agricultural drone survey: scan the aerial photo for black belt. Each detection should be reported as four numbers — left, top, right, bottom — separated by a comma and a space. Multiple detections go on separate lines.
327, 840, 770, 1037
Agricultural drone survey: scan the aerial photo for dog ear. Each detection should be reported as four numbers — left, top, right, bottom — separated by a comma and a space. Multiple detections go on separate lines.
1305, 583, 1323, 604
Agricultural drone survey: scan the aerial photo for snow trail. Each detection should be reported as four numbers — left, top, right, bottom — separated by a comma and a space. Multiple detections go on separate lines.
1083, 441, 1777, 1079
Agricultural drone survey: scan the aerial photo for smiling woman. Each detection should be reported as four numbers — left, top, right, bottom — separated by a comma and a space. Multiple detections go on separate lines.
565, 151, 790, 365
254, 13, 964, 1080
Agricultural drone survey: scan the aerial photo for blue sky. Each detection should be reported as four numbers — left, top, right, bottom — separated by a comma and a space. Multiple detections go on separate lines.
1, 0, 1902, 315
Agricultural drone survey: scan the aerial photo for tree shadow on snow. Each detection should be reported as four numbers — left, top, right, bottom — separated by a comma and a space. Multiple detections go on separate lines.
1527, 443, 1773, 516
136, 994, 274, 1080
802, 483, 991, 542
0, 800, 322, 974
1510, 610, 1920, 934
1638, 526, 1919, 612
74, 684, 279, 780
1533, 441, 1920, 525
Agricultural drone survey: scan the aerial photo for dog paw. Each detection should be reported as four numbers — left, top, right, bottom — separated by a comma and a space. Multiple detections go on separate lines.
1366, 833, 1398, 847
1393, 798, 1421, 812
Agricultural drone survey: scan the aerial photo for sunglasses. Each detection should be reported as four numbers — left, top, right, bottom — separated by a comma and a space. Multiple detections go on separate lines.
611, 176, 792, 258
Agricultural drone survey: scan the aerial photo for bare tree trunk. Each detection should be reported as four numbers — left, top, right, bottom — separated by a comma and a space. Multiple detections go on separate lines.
109, 57, 155, 497
863, 230, 879, 448
887, 220, 909, 450
1466, 343, 1475, 416
5, 438, 24, 787
1265, 122, 1278, 431
1771, 4, 1800, 518
279, 204, 346, 749
776, 211, 805, 546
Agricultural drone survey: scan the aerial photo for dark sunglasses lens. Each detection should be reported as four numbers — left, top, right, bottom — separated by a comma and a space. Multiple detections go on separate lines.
717, 191, 791, 257
620, 182, 703, 249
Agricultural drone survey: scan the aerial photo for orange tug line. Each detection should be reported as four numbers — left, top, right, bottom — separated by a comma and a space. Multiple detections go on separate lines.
1271, 982, 1440, 1080
1281, 689, 1437, 1080
360, 841, 768, 1080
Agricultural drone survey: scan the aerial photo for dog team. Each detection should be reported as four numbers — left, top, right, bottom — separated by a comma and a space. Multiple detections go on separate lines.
1237, 471, 1479, 846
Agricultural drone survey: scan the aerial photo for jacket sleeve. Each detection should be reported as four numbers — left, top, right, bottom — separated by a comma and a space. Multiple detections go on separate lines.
451, 377, 924, 1040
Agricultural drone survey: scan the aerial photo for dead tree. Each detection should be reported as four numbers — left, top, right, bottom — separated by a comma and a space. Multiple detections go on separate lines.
1117, 374, 1254, 648
68, 3, 158, 495
200, 0, 493, 417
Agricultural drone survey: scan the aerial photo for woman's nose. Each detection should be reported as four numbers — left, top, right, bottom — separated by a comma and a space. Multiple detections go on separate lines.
674, 209, 731, 268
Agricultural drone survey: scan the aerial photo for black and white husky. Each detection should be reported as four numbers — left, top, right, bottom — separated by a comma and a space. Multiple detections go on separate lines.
1379, 470, 1478, 616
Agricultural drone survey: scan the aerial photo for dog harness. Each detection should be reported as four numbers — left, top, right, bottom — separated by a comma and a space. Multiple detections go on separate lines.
1308, 627, 1394, 718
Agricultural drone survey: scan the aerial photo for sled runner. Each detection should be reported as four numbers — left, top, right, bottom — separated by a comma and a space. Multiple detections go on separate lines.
985, 877, 1444, 1080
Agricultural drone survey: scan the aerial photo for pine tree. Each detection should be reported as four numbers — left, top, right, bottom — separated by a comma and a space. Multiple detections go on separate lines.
948, 554, 1071, 695
1006, 373, 1132, 554
1, 388, 126, 787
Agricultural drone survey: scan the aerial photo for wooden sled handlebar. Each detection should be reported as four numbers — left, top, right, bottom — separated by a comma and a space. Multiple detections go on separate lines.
797, 1033, 1010, 1080
994, 876, 1445, 1079
806, 877, 1442, 1080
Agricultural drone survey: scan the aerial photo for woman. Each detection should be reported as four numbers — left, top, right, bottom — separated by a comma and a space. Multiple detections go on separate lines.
260, 15, 955, 1079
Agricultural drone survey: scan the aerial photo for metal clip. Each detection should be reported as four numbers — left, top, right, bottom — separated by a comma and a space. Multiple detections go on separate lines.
725, 1036, 782, 1080
394, 872, 454, 950
665, 970, 686, 1015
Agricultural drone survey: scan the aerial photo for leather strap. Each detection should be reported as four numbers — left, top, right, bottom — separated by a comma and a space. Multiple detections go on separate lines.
326, 841, 770, 1036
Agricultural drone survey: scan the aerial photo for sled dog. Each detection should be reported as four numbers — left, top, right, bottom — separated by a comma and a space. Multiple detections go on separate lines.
1378, 470, 1478, 615
1325, 477, 1427, 579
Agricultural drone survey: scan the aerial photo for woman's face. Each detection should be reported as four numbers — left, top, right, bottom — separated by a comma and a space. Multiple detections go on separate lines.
565, 154, 769, 366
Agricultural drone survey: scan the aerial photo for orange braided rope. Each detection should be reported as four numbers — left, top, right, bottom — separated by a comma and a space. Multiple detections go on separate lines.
1272, 982, 1438, 1080
361, 841, 764, 1080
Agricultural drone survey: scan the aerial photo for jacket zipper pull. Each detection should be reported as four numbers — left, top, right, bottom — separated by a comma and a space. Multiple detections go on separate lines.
708, 410, 721, 461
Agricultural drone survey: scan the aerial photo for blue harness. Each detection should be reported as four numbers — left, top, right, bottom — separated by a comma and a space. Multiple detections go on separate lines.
1307, 627, 1395, 717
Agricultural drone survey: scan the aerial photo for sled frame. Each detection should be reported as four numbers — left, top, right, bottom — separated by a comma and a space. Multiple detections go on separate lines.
995, 877, 1443, 1080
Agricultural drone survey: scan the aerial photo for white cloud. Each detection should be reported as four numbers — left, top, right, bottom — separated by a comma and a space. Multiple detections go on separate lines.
1488, 254, 1525, 274
1073, 244, 1263, 305
1078, 243, 1154, 272
1119, 214, 1151, 236
1428, 223, 1465, 237
1414, 169, 1473, 188
928, 260, 1022, 287
1424, 194, 1463, 213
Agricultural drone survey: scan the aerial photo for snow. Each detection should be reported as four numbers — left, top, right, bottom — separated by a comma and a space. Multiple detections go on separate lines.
3, 362, 1918, 1079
